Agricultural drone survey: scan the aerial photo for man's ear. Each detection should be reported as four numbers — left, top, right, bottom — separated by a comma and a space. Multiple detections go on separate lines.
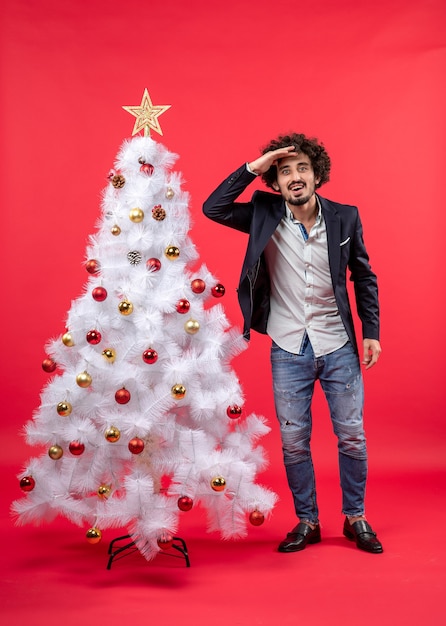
272, 181, 280, 192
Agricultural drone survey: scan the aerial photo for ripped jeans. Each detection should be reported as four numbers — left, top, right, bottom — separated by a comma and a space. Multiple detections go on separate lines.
271, 340, 367, 524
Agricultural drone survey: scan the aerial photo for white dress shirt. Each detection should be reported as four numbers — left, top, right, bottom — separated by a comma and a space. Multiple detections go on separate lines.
263, 201, 349, 356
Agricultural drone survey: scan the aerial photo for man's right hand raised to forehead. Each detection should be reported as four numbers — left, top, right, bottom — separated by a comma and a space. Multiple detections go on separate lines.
248, 146, 296, 176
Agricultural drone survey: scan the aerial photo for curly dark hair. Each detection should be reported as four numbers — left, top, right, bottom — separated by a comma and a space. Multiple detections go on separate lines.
261, 133, 331, 190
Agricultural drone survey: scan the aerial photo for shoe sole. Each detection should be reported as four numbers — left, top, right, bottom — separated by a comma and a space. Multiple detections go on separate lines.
343, 529, 383, 553
278, 536, 321, 552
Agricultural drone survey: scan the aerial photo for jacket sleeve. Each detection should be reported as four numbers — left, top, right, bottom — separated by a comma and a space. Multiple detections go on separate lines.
348, 211, 380, 341
202, 164, 258, 234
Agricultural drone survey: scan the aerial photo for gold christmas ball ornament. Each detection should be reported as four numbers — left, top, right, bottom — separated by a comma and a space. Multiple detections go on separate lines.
86, 527, 102, 544
171, 384, 186, 400
111, 224, 121, 236
164, 245, 180, 260
105, 425, 121, 443
165, 187, 175, 200
118, 300, 134, 315
102, 348, 116, 363
48, 444, 63, 460
184, 319, 200, 335
129, 207, 144, 223
97, 484, 112, 499
57, 401, 72, 416
210, 476, 226, 492
62, 332, 74, 347
76, 371, 92, 388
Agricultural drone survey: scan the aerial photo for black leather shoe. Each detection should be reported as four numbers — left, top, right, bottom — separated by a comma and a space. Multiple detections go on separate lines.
278, 522, 321, 553
343, 517, 383, 553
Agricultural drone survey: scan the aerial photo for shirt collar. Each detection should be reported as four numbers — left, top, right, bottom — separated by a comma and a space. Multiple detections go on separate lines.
285, 196, 322, 224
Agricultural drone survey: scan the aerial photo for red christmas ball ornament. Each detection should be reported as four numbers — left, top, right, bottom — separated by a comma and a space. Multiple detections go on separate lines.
20, 476, 36, 492
211, 283, 226, 298
176, 299, 190, 314
85, 259, 100, 275
69, 441, 85, 456
140, 163, 154, 175
178, 496, 193, 512
128, 437, 145, 454
146, 258, 161, 272
191, 278, 205, 294
115, 387, 131, 404
249, 510, 265, 526
227, 405, 243, 419
142, 348, 158, 364
92, 286, 107, 302
42, 357, 57, 373
86, 329, 102, 344
157, 534, 174, 550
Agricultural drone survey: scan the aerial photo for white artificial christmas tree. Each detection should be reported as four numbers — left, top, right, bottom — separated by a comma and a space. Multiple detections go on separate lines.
12, 90, 277, 562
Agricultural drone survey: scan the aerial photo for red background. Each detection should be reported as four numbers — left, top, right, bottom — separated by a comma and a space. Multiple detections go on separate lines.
1, 1, 445, 624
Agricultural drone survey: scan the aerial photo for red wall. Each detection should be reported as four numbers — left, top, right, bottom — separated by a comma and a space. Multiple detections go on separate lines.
1, 0, 445, 476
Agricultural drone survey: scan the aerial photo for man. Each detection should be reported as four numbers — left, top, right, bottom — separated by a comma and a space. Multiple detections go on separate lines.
202, 133, 383, 554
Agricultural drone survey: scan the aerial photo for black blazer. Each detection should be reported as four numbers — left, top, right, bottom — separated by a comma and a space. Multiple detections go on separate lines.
203, 164, 379, 354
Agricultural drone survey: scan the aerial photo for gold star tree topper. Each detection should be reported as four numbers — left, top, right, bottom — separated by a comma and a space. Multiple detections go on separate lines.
123, 88, 171, 137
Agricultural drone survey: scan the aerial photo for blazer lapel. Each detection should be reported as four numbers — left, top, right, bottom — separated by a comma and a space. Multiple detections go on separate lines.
257, 197, 285, 252
244, 196, 285, 271
320, 197, 341, 288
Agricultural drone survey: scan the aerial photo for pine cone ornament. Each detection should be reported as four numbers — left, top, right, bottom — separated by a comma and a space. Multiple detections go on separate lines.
152, 205, 166, 221
127, 250, 142, 265
111, 174, 126, 188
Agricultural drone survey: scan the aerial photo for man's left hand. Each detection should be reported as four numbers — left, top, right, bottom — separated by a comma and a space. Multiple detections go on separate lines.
362, 339, 381, 369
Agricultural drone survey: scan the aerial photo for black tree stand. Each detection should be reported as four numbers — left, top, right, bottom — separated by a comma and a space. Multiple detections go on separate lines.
107, 534, 190, 569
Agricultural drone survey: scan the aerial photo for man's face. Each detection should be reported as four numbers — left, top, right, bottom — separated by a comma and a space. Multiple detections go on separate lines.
272, 153, 320, 206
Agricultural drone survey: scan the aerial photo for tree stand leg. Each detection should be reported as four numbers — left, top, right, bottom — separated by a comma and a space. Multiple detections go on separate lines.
107, 535, 190, 569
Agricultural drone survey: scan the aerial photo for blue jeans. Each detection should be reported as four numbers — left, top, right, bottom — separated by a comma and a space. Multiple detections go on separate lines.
270, 340, 367, 524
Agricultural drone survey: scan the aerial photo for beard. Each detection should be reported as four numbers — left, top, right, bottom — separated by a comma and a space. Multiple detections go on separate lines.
287, 191, 315, 206
284, 181, 316, 206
